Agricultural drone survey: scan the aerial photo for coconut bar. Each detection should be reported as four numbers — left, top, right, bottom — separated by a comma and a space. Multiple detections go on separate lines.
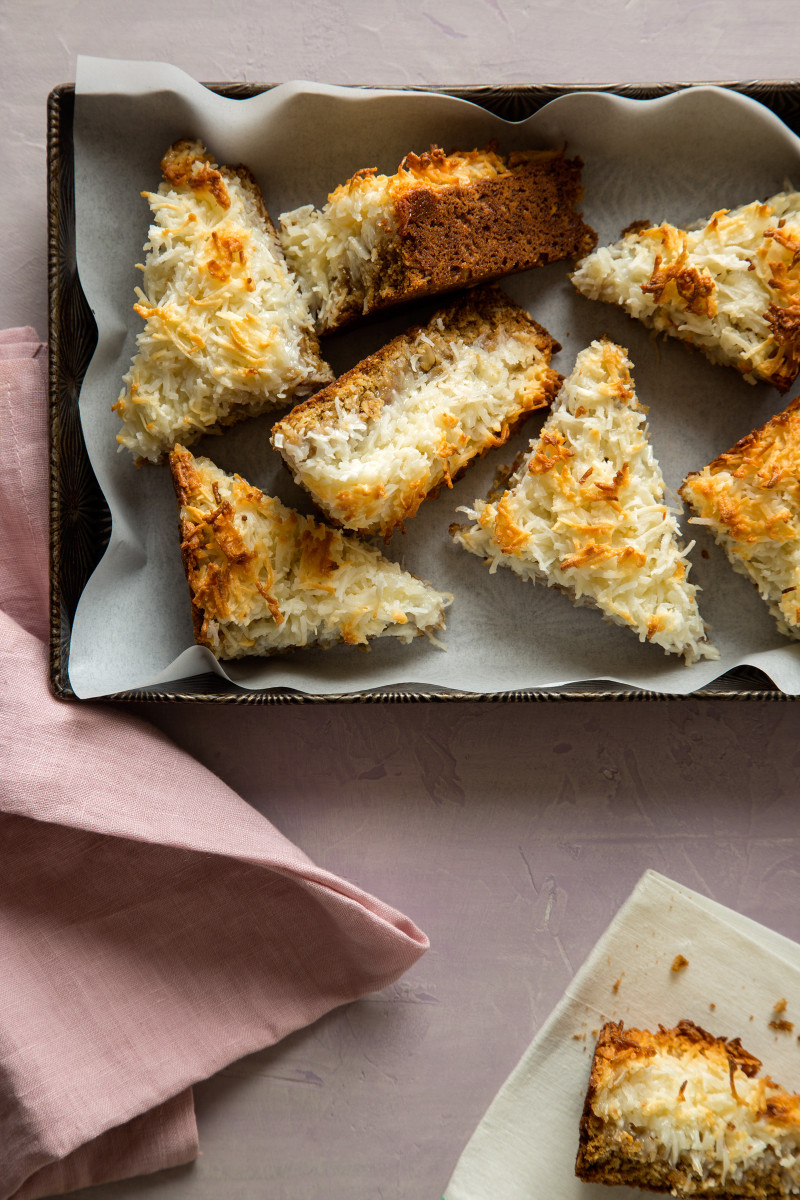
681, 396, 800, 639
168, 445, 452, 658
571, 191, 800, 393
576, 1020, 800, 1198
452, 338, 717, 664
271, 285, 562, 539
114, 140, 332, 463
279, 143, 597, 333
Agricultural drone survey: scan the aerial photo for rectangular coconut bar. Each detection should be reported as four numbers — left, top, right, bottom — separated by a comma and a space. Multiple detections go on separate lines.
168, 445, 452, 659
681, 396, 800, 639
571, 191, 800, 394
270, 285, 563, 539
279, 143, 597, 333
577, 1020, 800, 1198
114, 140, 332, 463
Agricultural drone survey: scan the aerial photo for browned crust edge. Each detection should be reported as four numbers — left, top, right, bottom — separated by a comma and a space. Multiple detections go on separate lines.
272, 285, 562, 536
574, 1020, 794, 1200
321, 148, 597, 333
275, 284, 560, 437
168, 446, 210, 648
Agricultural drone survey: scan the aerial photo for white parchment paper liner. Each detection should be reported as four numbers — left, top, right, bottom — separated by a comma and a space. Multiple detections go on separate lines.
444, 870, 800, 1200
71, 58, 800, 697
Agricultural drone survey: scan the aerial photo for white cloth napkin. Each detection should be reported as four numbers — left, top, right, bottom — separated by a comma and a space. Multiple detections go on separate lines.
444, 870, 800, 1199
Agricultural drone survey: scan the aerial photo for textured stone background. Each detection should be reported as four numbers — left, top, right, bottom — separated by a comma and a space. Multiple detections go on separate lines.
5, 2, 800, 1196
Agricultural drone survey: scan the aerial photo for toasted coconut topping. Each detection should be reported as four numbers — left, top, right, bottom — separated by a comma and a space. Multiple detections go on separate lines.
279, 143, 596, 333
278, 144, 513, 332
114, 139, 332, 463
572, 191, 800, 393
681, 396, 800, 638
271, 287, 561, 539
394, 143, 512, 185
452, 338, 717, 664
168, 445, 452, 659
578, 1020, 800, 1195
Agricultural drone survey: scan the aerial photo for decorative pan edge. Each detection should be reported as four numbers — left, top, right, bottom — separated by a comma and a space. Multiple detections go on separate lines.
47, 80, 800, 703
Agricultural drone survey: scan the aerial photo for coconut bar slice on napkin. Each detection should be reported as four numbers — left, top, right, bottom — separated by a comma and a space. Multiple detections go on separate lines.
443, 871, 800, 1200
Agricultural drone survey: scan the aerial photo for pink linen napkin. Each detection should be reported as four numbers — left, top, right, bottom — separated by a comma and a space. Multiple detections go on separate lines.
0, 328, 429, 1197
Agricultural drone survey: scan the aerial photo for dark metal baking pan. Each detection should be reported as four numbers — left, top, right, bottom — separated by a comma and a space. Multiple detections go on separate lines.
47, 80, 800, 702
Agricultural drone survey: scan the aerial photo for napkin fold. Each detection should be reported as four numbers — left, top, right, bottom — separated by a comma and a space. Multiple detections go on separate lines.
0, 328, 429, 1197
444, 871, 800, 1200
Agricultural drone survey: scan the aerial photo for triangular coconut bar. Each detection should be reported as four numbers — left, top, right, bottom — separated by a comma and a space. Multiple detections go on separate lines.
451, 339, 717, 664
114, 140, 332, 463
169, 445, 452, 658
681, 395, 800, 639
571, 191, 800, 393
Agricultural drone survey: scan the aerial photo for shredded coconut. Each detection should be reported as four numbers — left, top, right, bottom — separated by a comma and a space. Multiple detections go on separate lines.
170, 446, 453, 658
593, 1037, 800, 1190
271, 290, 560, 537
114, 141, 331, 462
452, 338, 717, 664
571, 191, 800, 392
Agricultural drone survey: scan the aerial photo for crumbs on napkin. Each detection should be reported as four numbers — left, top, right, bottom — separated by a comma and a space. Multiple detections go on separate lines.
671, 954, 689, 972
769, 997, 794, 1033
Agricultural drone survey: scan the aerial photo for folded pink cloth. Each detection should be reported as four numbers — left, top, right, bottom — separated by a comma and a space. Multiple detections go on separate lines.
0, 328, 429, 1197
